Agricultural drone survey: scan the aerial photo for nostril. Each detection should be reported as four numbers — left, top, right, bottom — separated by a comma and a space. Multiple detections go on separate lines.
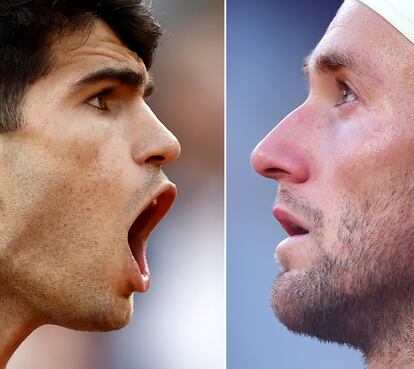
145, 155, 165, 164
262, 167, 292, 180
265, 168, 289, 175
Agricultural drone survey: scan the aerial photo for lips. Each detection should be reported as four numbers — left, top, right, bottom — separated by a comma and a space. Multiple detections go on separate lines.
273, 208, 309, 236
127, 182, 177, 292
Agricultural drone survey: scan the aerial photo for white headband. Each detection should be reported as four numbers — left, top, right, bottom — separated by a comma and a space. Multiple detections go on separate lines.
357, 0, 414, 44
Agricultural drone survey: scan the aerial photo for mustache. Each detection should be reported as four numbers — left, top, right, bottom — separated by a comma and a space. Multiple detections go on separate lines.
275, 187, 324, 233
124, 169, 168, 216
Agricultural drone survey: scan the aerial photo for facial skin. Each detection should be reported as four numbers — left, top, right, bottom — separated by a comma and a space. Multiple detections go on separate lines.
0, 19, 180, 366
251, 1, 414, 367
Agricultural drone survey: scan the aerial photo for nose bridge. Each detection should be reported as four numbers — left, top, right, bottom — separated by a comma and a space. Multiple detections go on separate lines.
251, 104, 311, 183
132, 104, 181, 166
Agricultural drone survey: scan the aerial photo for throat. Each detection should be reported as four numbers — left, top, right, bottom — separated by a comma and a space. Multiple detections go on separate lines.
364, 314, 414, 369
0, 287, 40, 368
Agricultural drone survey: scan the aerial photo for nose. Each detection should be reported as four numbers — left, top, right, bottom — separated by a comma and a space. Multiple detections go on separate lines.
250, 108, 310, 184
132, 106, 181, 166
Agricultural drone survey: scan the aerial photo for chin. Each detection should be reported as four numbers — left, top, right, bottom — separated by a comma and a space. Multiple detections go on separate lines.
86, 295, 135, 332
270, 266, 369, 350
94, 305, 133, 332
270, 271, 308, 333
49, 292, 135, 332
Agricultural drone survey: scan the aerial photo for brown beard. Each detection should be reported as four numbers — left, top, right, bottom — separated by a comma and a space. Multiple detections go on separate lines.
271, 182, 414, 360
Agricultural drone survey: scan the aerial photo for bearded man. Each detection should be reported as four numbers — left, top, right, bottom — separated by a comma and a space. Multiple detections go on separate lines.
251, 1, 414, 368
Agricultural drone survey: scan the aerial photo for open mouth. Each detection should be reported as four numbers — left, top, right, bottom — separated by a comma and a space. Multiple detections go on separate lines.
273, 208, 309, 237
127, 184, 177, 285
280, 221, 309, 236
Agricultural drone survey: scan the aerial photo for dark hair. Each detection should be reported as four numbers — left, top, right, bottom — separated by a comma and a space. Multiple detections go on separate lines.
0, 0, 162, 132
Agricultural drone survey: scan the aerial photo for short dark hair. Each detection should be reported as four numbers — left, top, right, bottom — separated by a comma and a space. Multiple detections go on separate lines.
0, 0, 162, 132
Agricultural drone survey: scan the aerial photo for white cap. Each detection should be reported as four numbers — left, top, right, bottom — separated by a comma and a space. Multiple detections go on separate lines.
357, 0, 414, 44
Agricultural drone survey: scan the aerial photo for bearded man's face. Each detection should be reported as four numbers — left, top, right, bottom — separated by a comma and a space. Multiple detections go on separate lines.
251, 0, 414, 355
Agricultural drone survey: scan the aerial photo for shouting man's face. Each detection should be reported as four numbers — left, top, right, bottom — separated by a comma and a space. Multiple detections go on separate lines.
251, 0, 414, 358
0, 20, 180, 332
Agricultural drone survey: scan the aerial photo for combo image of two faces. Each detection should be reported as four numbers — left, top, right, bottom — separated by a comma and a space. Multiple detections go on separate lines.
1, 1, 413, 369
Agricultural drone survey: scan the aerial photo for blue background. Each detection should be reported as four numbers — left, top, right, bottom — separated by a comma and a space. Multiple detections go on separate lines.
227, 1, 364, 368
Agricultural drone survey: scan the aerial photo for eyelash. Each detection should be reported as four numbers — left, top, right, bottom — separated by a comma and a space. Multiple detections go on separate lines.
335, 78, 358, 107
85, 88, 113, 111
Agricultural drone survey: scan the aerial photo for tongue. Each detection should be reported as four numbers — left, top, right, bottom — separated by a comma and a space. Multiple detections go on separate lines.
130, 235, 151, 292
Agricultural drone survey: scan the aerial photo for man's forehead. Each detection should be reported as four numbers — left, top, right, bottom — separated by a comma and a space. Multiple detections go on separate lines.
326, 0, 408, 46
308, 0, 410, 77
51, 19, 147, 79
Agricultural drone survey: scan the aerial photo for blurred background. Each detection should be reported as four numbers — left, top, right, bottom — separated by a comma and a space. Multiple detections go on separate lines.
9, 1, 224, 368
227, 0, 364, 368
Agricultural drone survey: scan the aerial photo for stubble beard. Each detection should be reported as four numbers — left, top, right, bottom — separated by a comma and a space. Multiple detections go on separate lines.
271, 183, 414, 359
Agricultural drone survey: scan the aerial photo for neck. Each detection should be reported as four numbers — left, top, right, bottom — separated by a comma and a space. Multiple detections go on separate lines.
366, 348, 414, 369
0, 289, 39, 369
364, 309, 414, 369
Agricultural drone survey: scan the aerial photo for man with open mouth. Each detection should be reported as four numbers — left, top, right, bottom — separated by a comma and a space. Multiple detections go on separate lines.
0, 1, 180, 367
251, 0, 414, 368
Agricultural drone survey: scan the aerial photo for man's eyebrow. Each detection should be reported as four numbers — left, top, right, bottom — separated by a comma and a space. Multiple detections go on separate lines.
69, 67, 153, 96
303, 51, 379, 82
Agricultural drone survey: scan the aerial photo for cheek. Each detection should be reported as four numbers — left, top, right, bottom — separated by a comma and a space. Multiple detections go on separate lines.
314, 117, 412, 253
48, 123, 132, 208
323, 117, 414, 198
3, 126, 133, 249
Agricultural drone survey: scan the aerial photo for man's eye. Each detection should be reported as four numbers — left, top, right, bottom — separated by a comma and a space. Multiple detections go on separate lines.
335, 78, 358, 107
85, 89, 112, 111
